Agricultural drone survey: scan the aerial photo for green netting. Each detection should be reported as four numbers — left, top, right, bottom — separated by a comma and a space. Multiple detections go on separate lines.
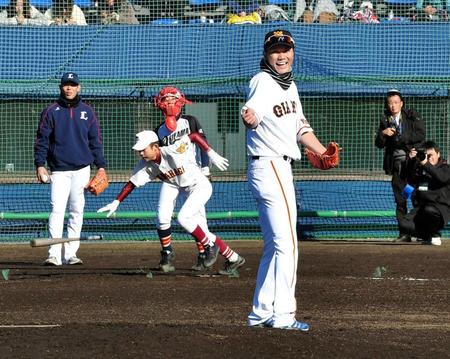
0, 19, 449, 241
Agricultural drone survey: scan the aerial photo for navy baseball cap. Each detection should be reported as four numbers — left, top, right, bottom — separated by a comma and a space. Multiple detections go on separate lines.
264, 29, 295, 52
60, 72, 80, 85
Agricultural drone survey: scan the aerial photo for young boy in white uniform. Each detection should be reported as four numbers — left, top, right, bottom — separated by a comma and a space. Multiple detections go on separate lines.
98, 131, 245, 273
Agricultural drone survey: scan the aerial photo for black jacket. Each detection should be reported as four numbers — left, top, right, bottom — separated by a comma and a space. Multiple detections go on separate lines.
375, 109, 425, 175
407, 158, 450, 224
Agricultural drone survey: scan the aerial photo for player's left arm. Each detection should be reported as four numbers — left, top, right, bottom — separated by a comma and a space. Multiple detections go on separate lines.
300, 131, 340, 170
299, 131, 327, 154
186, 115, 210, 172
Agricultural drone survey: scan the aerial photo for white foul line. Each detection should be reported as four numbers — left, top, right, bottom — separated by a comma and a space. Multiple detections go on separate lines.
0, 324, 61, 328
345, 276, 443, 282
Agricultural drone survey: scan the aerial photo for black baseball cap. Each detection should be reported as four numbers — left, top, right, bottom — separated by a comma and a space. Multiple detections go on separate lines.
264, 29, 295, 52
60, 72, 80, 85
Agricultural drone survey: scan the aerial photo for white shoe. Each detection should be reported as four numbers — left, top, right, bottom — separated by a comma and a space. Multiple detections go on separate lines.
277, 320, 310, 332
44, 257, 60, 266
67, 257, 83, 265
431, 237, 442, 246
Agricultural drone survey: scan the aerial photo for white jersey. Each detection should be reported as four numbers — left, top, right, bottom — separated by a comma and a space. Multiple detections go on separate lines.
243, 72, 313, 160
129, 135, 202, 188
155, 114, 208, 168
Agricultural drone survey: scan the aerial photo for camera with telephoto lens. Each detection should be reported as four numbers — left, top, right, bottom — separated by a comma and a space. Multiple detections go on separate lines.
416, 148, 426, 162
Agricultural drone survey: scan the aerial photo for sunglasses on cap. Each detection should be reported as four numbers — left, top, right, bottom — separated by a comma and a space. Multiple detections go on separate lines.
264, 32, 295, 50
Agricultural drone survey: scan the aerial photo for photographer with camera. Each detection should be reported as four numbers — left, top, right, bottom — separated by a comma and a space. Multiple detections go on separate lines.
399, 141, 450, 246
375, 89, 425, 242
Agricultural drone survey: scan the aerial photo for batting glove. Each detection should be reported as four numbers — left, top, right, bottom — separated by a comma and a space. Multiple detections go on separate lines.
207, 149, 229, 171
97, 199, 120, 218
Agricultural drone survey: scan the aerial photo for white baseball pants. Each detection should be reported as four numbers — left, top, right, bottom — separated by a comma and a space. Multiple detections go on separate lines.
157, 177, 216, 241
48, 165, 90, 264
247, 157, 298, 327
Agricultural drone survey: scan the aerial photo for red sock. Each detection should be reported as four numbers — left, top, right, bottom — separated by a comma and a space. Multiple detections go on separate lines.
191, 226, 210, 247
214, 236, 234, 259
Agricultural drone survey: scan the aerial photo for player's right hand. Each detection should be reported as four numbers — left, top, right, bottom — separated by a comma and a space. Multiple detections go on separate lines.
36, 166, 50, 184
97, 199, 120, 218
241, 107, 258, 129
207, 149, 229, 171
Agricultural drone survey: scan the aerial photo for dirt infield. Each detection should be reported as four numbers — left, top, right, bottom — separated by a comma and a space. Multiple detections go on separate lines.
0, 240, 449, 358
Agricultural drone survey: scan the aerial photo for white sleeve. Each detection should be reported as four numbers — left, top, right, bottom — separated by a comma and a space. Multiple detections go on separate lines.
44, 8, 52, 21
72, 5, 87, 25
0, 10, 17, 25
27, 6, 52, 25
243, 74, 268, 125
129, 159, 153, 187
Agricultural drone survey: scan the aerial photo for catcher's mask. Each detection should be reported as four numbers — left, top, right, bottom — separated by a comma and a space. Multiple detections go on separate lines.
154, 87, 192, 132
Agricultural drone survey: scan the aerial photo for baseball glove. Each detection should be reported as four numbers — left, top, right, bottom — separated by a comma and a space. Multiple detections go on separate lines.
86, 169, 109, 196
305, 142, 340, 170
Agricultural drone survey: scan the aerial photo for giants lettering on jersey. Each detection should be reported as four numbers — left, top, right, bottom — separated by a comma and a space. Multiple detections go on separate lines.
157, 166, 185, 180
273, 101, 297, 117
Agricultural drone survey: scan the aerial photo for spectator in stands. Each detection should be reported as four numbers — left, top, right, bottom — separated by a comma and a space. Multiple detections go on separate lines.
312, 0, 340, 23
226, 1, 262, 24
415, 0, 449, 20
45, 0, 87, 25
338, 0, 379, 23
98, 0, 139, 25
262, 4, 290, 22
300, 0, 339, 23
351, 1, 379, 23
399, 140, 449, 246
375, 89, 426, 243
0, 0, 50, 25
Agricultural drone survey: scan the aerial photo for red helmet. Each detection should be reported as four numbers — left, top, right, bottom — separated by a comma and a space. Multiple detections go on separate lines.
154, 87, 192, 133
154, 86, 192, 114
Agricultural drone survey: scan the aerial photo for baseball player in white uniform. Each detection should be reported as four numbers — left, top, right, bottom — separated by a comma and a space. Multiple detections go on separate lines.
153, 86, 246, 274
153, 86, 211, 271
242, 30, 329, 331
97, 130, 245, 273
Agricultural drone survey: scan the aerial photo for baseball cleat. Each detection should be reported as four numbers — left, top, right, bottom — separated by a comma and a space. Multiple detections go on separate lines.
423, 237, 441, 246
431, 237, 442, 245
278, 320, 310, 332
219, 255, 246, 275
67, 257, 83, 265
159, 250, 176, 272
43, 257, 60, 266
203, 244, 219, 268
191, 252, 207, 271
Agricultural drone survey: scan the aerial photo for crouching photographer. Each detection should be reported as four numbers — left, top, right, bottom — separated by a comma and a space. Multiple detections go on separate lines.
399, 140, 450, 245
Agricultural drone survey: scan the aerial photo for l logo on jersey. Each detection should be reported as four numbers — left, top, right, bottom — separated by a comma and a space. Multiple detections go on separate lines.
80, 111, 88, 121
273, 101, 297, 118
